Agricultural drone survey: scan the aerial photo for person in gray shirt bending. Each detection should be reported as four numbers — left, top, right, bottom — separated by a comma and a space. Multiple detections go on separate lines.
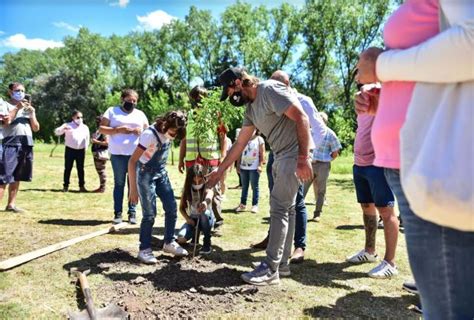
207, 67, 313, 286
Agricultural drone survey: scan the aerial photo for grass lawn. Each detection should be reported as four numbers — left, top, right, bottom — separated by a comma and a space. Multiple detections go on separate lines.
0, 144, 419, 319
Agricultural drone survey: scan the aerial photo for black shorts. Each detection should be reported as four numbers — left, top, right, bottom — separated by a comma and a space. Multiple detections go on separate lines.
1, 145, 33, 184
353, 164, 394, 207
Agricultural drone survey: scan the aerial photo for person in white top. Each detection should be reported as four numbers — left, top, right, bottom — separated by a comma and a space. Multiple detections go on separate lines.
54, 110, 90, 192
99, 89, 149, 224
235, 131, 265, 213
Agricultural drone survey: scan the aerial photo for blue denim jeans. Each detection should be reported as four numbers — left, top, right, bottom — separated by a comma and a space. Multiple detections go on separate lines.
110, 154, 136, 215
294, 184, 307, 250
177, 209, 215, 246
240, 169, 260, 206
137, 168, 177, 250
385, 168, 474, 319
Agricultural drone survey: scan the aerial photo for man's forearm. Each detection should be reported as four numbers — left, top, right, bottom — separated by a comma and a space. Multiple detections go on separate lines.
218, 142, 246, 174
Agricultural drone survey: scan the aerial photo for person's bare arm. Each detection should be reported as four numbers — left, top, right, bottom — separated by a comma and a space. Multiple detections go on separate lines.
206, 125, 255, 187
284, 105, 313, 182
178, 138, 186, 174
128, 147, 145, 205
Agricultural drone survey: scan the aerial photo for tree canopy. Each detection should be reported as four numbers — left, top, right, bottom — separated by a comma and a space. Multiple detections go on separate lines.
0, 0, 395, 148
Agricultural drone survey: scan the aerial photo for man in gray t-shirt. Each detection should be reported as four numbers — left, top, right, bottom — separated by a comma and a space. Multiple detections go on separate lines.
207, 67, 313, 286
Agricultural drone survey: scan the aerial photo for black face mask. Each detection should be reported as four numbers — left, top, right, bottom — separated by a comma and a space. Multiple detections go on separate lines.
229, 91, 246, 107
123, 101, 136, 112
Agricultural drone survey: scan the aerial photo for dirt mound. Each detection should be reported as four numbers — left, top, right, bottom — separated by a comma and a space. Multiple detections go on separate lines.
66, 248, 267, 319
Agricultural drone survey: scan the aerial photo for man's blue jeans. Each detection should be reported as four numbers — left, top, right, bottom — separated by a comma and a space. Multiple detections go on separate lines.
110, 154, 136, 215
137, 168, 177, 250
240, 169, 260, 206
385, 168, 474, 319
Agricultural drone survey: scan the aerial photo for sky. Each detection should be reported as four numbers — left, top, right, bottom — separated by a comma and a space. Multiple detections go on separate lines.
0, 0, 305, 57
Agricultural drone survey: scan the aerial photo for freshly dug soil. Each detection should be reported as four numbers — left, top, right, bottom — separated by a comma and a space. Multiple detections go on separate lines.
65, 248, 269, 319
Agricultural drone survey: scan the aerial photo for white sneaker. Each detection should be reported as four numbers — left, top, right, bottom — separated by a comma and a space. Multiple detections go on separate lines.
251, 205, 258, 213
163, 241, 188, 257
137, 248, 157, 264
235, 204, 246, 213
368, 260, 398, 279
346, 249, 378, 263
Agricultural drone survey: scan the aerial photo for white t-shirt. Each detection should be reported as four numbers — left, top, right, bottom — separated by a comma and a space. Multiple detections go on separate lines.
103, 106, 149, 155
137, 128, 171, 164
240, 136, 264, 170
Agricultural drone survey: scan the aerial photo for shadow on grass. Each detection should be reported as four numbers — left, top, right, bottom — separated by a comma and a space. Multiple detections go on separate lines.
290, 260, 367, 289
21, 188, 65, 193
303, 290, 418, 318
38, 219, 110, 226
336, 225, 365, 231
331, 178, 355, 192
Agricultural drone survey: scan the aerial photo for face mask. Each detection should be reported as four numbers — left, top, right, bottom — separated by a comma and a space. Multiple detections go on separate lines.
12, 91, 25, 102
229, 91, 246, 107
192, 183, 204, 190
74, 118, 83, 125
122, 101, 136, 112
164, 132, 175, 141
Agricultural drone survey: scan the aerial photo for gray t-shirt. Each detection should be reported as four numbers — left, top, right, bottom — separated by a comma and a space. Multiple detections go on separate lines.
242, 80, 300, 156
3, 102, 34, 146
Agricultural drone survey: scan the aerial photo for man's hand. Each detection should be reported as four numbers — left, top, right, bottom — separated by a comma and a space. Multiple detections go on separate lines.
355, 84, 380, 115
178, 160, 185, 174
296, 157, 313, 183
205, 168, 222, 188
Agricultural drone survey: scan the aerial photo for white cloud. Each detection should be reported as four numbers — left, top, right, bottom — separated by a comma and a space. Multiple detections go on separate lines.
109, 0, 129, 8
53, 21, 81, 33
1, 34, 64, 51
136, 10, 176, 31
0, 31, 5, 36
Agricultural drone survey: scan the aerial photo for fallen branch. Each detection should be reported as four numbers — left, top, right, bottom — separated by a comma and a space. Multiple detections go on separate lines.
0, 222, 128, 271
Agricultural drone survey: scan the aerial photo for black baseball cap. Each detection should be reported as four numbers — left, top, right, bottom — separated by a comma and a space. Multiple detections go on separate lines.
218, 67, 243, 101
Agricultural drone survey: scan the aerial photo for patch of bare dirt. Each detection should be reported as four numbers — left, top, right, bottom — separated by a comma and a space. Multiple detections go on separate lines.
65, 248, 269, 319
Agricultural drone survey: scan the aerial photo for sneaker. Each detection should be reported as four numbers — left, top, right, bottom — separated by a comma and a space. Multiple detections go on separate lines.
368, 260, 398, 278
251, 205, 258, 214
137, 248, 157, 264
251, 261, 290, 277
163, 241, 188, 257
413, 303, 423, 314
112, 213, 122, 224
314, 216, 321, 222
93, 187, 105, 193
199, 244, 212, 255
402, 281, 419, 295
235, 204, 246, 213
128, 213, 137, 225
250, 236, 268, 250
378, 217, 384, 228
346, 249, 378, 263
62, 186, 69, 192
79, 186, 88, 193
5, 206, 25, 213
312, 211, 321, 221
241, 262, 280, 286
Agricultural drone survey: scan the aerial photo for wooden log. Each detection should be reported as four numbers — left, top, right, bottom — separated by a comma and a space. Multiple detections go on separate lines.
0, 222, 128, 271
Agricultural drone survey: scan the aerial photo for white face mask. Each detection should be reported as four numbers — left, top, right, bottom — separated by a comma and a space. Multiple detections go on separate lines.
192, 183, 204, 190
12, 91, 25, 102
74, 118, 83, 126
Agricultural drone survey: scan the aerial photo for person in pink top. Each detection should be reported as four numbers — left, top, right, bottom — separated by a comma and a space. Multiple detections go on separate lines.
356, 0, 474, 318
346, 84, 398, 279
